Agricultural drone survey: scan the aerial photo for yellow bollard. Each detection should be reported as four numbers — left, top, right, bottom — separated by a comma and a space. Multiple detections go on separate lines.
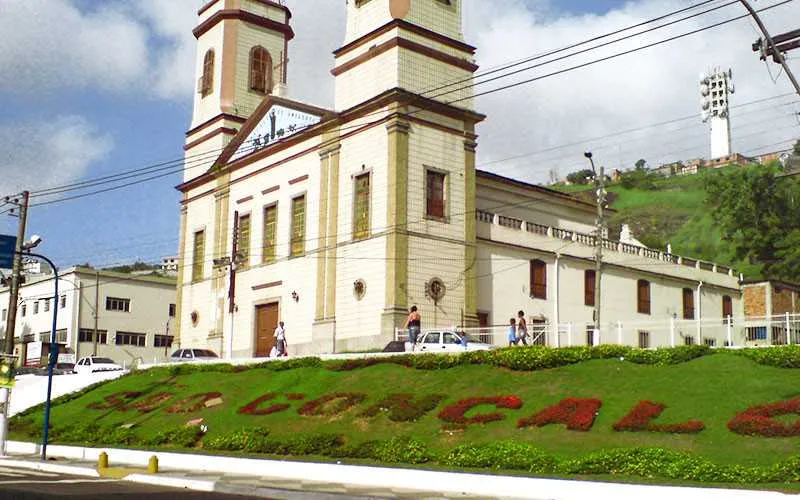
147, 456, 159, 474
98, 452, 108, 469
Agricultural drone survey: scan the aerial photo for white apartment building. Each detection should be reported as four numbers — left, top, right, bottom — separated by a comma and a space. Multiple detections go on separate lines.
0, 267, 177, 366
175, 0, 742, 357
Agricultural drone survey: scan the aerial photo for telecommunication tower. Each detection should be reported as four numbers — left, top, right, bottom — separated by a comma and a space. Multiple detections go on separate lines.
700, 68, 734, 159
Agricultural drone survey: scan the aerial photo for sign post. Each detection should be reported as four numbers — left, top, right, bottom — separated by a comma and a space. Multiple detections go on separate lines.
0, 235, 16, 270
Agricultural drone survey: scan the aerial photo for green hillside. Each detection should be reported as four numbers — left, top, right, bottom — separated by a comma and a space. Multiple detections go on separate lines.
11, 346, 800, 488
559, 168, 740, 272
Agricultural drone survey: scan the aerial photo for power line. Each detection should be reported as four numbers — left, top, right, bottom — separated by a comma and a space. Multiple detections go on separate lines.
8, 0, 755, 205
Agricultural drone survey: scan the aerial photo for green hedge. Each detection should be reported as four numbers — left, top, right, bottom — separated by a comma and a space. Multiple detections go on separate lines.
34, 422, 800, 483
443, 442, 799, 484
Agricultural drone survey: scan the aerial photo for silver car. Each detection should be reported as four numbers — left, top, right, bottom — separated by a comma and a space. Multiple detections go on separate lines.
170, 348, 219, 362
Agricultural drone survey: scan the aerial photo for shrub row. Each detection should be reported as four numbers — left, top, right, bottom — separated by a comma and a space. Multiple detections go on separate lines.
22, 418, 800, 483
46, 422, 800, 483
443, 443, 800, 484
204, 428, 431, 464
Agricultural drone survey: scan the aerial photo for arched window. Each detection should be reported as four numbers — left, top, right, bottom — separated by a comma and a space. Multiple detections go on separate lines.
530, 259, 547, 300
201, 49, 215, 97
637, 280, 651, 315
249, 46, 273, 94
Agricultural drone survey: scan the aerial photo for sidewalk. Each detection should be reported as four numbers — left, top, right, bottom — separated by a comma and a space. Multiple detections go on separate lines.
0, 454, 471, 499
4, 441, 799, 500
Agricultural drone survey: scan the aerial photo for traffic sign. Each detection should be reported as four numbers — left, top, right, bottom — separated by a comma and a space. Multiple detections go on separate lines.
0, 235, 16, 269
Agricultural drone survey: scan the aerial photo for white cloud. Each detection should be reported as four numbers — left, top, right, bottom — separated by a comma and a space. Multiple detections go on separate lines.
2, 0, 797, 181
0, 116, 113, 194
460, 0, 800, 181
0, 0, 149, 93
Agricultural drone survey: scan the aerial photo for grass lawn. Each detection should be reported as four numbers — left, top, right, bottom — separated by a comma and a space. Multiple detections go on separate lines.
13, 353, 800, 471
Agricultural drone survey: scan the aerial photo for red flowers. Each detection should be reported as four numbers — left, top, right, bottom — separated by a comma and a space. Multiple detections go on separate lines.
728, 397, 800, 437
438, 396, 523, 425
297, 393, 366, 417
518, 398, 602, 431
613, 401, 704, 433
238, 393, 290, 416
131, 392, 174, 414
87, 391, 142, 410
166, 392, 223, 414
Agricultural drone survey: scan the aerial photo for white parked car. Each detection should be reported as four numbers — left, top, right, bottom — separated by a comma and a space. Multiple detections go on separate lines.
74, 356, 123, 374
415, 331, 495, 353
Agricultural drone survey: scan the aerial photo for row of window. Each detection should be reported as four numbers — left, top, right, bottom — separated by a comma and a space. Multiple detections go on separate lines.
529, 260, 734, 317
77, 329, 174, 348
17, 295, 67, 318
6, 298, 175, 320
191, 170, 449, 281
200, 46, 275, 98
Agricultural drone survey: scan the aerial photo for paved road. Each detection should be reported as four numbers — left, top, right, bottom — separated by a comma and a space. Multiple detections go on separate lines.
0, 466, 260, 499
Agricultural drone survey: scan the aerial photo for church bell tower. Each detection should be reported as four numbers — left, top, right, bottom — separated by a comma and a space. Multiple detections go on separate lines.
334, 0, 477, 111
184, 0, 294, 182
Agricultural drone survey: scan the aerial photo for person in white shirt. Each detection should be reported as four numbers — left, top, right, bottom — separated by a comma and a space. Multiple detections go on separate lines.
274, 321, 287, 357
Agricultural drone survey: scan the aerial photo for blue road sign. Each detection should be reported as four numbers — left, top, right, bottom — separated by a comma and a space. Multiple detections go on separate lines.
0, 235, 17, 269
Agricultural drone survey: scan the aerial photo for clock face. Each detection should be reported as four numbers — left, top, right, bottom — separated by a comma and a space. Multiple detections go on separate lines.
389, 0, 410, 19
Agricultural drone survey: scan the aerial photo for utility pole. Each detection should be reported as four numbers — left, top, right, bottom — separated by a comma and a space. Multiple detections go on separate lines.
3, 191, 29, 356
0, 191, 28, 457
585, 153, 606, 344
214, 212, 239, 360
92, 270, 99, 356
741, 0, 800, 98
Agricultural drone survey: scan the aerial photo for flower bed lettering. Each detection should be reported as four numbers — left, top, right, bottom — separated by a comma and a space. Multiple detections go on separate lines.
359, 393, 445, 422
298, 393, 366, 417
728, 397, 800, 437
82, 388, 800, 438
166, 392, 223, 414
438, 396, 523, 426
518, 398, 602, 431
238, 393, 307, 416
613, 401, 704, 433
87, 392, 142, 411
132, 392, 174, 414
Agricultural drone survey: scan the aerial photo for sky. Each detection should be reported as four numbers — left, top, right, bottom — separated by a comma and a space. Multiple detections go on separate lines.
0, 0, 798, 269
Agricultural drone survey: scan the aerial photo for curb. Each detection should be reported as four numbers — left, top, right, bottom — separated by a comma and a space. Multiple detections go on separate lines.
124, 473, 216, 492
0, 458, 100, 478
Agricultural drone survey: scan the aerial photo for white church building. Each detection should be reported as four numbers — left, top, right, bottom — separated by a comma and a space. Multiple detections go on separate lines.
175, 0, 742, 357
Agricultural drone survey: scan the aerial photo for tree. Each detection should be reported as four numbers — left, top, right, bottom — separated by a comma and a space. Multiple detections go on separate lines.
566, 168, 594, 185
635, 158, 647, 170
704, 166, 800, 281
793, 140, 800, 157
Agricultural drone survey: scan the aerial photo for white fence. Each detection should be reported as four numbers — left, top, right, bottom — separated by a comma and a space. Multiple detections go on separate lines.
396, 313, 800, 349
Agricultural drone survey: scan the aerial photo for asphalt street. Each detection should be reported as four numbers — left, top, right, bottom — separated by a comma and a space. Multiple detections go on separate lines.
0, 466, 260, 500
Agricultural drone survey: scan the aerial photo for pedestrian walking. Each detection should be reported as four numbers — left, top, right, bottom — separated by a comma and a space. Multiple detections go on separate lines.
517, 310, 528, 346
274, 321, 287, 357
404, 306, 421, 351
507, 318, 518, 346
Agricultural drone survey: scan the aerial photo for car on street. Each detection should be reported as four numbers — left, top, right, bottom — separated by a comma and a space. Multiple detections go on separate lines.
74, 356, 123, 375
169, 348, 220, 362
415, 331, 496, 353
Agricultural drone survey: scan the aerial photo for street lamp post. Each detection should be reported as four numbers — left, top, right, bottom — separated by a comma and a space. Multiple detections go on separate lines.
17, 237, 59, 461
585, 152, 606, 345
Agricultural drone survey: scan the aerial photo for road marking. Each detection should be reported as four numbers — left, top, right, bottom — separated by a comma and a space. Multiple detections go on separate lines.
0, 467, 58, 478
0, 479, 118, 485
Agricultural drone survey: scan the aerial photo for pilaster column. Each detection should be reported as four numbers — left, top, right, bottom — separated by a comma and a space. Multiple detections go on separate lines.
382, 116, 411, 333
175, 202, 189, 341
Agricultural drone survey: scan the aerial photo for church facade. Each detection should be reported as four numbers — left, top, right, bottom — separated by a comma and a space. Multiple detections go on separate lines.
175, 0, 743, 357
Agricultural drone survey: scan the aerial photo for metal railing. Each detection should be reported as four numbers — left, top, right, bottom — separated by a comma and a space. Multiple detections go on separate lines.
477, 209, 735, 277
395, 313, 800, 350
